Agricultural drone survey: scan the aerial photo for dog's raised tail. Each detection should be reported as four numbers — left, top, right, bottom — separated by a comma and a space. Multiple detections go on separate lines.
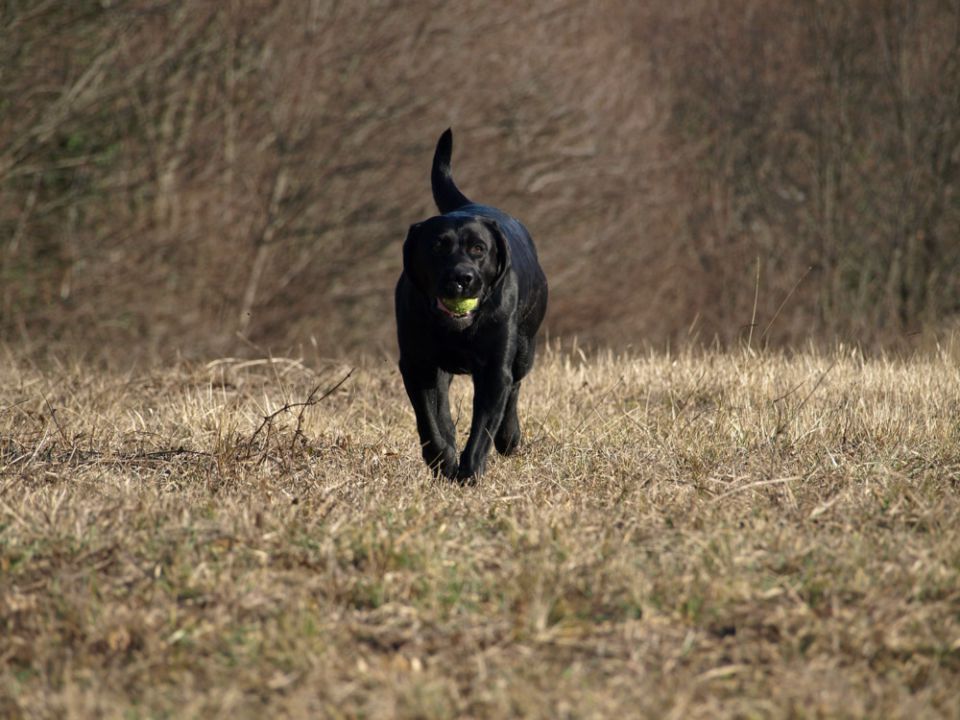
431, 128, 471, 214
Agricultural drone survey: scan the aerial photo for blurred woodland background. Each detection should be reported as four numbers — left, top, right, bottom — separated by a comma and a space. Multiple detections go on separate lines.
2, 0, 960, 362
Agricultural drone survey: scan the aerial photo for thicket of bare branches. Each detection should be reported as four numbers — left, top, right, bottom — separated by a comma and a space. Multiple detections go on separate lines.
1, 1, 958, 360
645, 0, 960, 347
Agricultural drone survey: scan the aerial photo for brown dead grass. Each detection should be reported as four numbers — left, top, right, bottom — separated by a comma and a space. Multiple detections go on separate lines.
2, 346, 960, 718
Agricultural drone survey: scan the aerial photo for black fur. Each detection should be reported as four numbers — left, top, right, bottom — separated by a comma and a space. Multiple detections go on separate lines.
396, 129, 548, 481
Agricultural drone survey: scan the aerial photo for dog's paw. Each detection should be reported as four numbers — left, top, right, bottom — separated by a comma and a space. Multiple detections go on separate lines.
425, 445, 459, 480
435, 460, 460, 480
455, 455, 485, 484
494, 427, 521, 456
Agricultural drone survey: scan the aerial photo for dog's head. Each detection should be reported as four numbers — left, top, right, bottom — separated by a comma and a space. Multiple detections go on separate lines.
403, 215, 510, 329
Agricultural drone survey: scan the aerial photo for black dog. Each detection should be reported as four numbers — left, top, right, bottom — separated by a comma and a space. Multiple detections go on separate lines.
395, 129, 548, 481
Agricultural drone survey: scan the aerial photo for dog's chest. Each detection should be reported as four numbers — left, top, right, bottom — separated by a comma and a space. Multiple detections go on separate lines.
432, 328, 487, 375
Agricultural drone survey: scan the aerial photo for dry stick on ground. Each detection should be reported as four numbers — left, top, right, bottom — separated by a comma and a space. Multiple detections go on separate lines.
2, 439, 212, 474
244, 368, 354, 460
772, 358, 838, 441
38, 389, 69, 446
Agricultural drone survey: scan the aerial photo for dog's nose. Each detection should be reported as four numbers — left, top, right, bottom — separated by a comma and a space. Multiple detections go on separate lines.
454, 270, 477, 289
443, 267, 480, 297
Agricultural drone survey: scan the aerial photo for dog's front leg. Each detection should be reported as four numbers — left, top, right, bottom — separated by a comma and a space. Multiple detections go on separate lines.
400, 361, 459, 479
458, 363, 513, 481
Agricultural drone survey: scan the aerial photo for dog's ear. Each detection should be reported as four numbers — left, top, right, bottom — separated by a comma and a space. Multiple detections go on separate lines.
481, 218, 511, 287
402, 222, 428, 293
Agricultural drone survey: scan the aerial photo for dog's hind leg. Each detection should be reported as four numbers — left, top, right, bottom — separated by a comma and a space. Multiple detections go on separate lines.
495, 336, 537, 456
494, 381, 522, 456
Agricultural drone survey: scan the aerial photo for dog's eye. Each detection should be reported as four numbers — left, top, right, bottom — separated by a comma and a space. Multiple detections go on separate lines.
432, 239, 444, 254
468, 243, 485, 257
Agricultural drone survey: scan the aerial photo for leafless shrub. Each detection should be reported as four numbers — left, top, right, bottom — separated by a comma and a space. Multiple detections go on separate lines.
643, 0, 960, 347
1, 1, 958, 360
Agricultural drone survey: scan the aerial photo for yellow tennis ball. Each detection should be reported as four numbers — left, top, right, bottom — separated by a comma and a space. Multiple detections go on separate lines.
441, 297, 479, 315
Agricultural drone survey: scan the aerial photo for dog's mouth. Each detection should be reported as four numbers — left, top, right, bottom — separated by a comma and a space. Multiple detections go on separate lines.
436, 296, 479, 319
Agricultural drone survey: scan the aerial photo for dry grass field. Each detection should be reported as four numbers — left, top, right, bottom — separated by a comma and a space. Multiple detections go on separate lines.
2, 346, 960, 718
